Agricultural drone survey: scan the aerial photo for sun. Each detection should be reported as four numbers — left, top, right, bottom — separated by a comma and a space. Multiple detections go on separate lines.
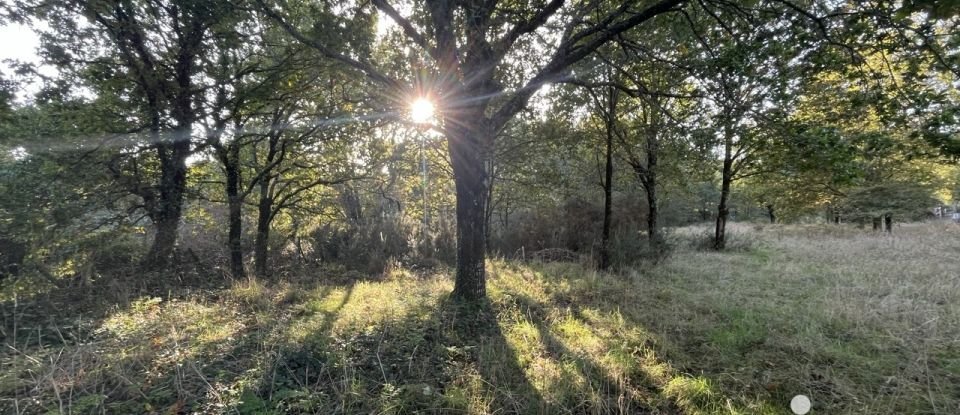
410, 98, 435, 124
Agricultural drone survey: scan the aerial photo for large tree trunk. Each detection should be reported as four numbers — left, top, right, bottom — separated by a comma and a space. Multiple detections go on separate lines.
447, 113, 491, 301
254, 178, 272, 277
144, 32, 199, 268
145, 137, 190, 267
225, 143, 244, 279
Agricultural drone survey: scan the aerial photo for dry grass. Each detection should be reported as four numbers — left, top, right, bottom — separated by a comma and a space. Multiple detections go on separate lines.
644, 221, 960, 413
1, 222, 958, 414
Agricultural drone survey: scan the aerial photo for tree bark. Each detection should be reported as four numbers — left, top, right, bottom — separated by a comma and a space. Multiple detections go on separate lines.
884, 214, 892, 233
645, 129, 661, 248
599, 87, 615, 270
484, 160, 497, 252
766, 204, 776, 224
714, 128, 733, 250
645, 179, 660, 246
255, 178, 272, 277
447, 112, 491, 301
225, 142, 244, 279
145, 136, 190, 267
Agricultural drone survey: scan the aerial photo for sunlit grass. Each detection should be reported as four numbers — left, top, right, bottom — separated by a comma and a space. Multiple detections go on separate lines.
2, 222, 958, 413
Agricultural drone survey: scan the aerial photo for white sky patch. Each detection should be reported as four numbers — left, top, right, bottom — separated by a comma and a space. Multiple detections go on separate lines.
0, 21, 55, 101
376, 10, 396, 39
529, 83, 554, 119
0, 23, 41, 66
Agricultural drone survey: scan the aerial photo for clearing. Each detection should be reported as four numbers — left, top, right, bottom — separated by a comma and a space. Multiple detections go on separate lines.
2, 223, 958, 414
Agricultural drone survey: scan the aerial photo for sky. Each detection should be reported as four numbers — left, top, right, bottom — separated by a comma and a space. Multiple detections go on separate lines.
0, 23, 40, 64
0, 22, 48, 101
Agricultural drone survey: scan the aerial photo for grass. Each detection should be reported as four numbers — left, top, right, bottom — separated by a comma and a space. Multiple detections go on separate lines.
1, 222, 958, 414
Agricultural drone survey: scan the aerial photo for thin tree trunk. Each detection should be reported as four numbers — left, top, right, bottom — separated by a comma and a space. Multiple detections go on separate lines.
484, 161, 496, 252
599, 87, 615, 270
645, 180, 659, 246
714, 129, 733, 250
225, 143, 244, 279
766, 204, 776, 224
645, 130, 660, 248
884, 214, 892, 233
447, 113, 490, 301
254, 178, 272, 277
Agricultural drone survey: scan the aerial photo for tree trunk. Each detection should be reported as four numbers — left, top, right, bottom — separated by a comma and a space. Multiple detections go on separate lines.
484, 160, 496, 252
645, 180, 660, 246
599, 88, 615, 270
254, 178, 272, 277
714, 135, 733, 250
766, 204, 776, 224
447, 114, 491, 301
645, 130, 660, 249
144, 137, 190, 267
884, 214, 892, 233
225, 143, 244, 279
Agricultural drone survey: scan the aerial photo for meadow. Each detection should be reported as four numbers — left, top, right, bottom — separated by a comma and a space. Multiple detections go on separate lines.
2, 222, 958, 414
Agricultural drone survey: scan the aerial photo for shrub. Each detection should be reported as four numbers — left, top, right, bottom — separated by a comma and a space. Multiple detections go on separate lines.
309, 216, 414, 274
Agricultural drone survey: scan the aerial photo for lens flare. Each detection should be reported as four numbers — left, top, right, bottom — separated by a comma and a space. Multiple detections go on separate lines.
410, 98, 435, 123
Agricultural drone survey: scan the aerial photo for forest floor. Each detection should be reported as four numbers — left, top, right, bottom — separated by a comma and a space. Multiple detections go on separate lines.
1, 222, 959, 414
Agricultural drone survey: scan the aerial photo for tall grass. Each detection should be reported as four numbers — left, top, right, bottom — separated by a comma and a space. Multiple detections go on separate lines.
1, 222, 957, 414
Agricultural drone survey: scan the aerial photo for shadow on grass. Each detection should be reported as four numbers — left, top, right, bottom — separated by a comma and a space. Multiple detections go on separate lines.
2, 260, 785, 414
0, 258, 232, 351
0, 265, 373, 413
504, 292, 678, 414
232, 290, 548, 414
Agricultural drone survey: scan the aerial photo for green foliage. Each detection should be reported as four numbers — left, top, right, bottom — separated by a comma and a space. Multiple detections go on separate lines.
2, 0, 960, 411
840, 182, 940, 221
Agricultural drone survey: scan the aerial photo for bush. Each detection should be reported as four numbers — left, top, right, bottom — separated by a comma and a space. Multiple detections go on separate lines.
309, 216, 414, 274
490, 194, 648, 260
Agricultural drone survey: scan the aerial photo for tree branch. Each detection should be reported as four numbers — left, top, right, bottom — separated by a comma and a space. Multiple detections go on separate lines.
254, 0, 405, 93
371, 0, 435, 58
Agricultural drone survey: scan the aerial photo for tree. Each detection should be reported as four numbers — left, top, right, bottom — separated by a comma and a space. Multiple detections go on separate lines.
256, 0, 723, 299
690, 10, 806, 249
29, 0, 235, 267
596, 25, 699, 252
0, 99, 136, 281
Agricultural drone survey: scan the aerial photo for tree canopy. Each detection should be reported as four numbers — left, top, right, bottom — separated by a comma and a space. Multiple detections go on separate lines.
1, 0, 957, 295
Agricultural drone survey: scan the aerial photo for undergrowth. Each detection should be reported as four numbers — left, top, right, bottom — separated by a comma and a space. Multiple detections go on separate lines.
1, 222, 958, 414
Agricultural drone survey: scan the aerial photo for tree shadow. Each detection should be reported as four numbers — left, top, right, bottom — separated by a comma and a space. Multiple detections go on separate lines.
503, 292, 680, 414
186, 267, 694, 414
230, 289, 548, 414
508, 261, 790, 414
0, 264, 373, 413
2, 260, 784, 414
0, 257, 233, 350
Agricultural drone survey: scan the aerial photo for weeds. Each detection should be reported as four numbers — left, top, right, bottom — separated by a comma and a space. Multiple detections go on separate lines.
1, 222, 958, 414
